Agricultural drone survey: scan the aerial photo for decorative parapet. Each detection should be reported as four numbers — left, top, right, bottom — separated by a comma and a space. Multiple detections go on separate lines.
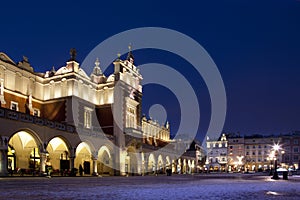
0, 108, 75, 133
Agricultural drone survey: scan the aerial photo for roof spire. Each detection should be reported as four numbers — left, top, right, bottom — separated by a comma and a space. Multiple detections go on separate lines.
92, 58, 102, 75
69, 48, 77, 61
127, 43, 134, 64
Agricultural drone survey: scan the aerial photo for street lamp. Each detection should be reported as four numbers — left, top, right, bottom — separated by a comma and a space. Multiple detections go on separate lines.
272, 144, 280, 180
268, 151, 275, 175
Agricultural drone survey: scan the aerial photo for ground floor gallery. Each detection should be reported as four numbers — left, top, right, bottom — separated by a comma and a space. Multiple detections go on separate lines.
1, 129, 196, 176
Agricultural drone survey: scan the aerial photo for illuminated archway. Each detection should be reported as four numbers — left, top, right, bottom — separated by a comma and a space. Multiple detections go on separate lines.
183, 159, 187, 173
148, 153, 156, 174
166, 156, 171, 168
172, 159, 176, 173
97, 146, 113, 175
75, 142, 92, 175
157, 155, 164, 173
177, 158, 182, 174
8, 131, 41, 174
126, 146, 138, 175
46, 137, 70, 173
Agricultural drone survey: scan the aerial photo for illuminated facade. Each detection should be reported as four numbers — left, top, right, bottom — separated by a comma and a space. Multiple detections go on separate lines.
227, 137, 245, 172
0, 49, 196, 176
243, 136, 282, 172
206, 133, 228, 172
281, 132, 300, 170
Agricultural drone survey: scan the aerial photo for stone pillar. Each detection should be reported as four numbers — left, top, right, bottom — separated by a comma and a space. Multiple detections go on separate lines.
92, 156, 98, 176
69, 147, 76, 170
0, 136, 8, 176
69, 156, 75, 170
39, 152, 47, 174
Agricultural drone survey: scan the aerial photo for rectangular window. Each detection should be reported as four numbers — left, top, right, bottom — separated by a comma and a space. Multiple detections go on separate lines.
285, 139, 290, 144
294, 155, 299, 161
10, 101, 18, 111
252, 152, 255, 155
285, 155, 290, 161
33, 109, 40, 117
253, 145, 256, 149
294, 140, 299, 145
294, 147, 299, 153
84, 107, 92, 129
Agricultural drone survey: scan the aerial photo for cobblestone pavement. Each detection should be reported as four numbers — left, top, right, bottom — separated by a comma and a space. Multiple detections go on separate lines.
0, 174, 299, 200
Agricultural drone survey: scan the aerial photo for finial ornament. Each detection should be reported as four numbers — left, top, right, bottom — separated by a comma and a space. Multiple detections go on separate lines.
128, 43, 132, 51
95, 58, 100, 67
117, 53, 121, 59
70, 48, 77, 60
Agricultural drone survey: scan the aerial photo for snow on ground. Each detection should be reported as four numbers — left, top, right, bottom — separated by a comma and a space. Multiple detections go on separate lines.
0, 174, 299, 200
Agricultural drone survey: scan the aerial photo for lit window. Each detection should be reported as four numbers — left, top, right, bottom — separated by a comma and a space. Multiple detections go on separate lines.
33, 109, 40, 117
84, 107, 92, 129
10, 101, 18, 111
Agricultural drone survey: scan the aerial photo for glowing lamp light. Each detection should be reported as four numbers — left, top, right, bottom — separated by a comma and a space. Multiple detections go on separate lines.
273, 144, 280, 151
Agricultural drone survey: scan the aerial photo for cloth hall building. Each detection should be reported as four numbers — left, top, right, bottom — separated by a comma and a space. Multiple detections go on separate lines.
0, 49, 196, 176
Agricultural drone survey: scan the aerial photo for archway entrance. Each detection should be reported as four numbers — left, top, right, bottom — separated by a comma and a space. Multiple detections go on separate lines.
157, 155, 164, 174
126, 146, 138, 175
97, 146, 113, 176
46, 137, 70, 175
148, 153, 156, 174
8, 131, 40, 175
75, 142, 92, 175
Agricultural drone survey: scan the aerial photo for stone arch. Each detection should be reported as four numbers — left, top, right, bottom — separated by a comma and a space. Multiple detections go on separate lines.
177, 158, 182, 174
8, 130, 43, 174
183, 159, 187, 174
187, 159, 191, 174
46, 136, 71, 173
126, 146, 138, 175
157, 154, 164, 173
148, 153, 156, 174
172, 159, 176, 173
97, 145, 113, 175
166, 156, 171, 169
75, 142, 93, 175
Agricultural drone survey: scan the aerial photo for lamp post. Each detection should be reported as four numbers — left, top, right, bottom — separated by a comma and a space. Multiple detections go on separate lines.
268, 151, 274, 176
272, 144, 280, 180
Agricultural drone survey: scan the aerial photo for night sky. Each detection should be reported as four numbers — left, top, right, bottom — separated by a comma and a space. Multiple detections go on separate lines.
1, 0, 300, 140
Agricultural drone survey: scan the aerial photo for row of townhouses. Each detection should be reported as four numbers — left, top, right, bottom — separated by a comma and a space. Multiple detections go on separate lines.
206, 132, 300, 172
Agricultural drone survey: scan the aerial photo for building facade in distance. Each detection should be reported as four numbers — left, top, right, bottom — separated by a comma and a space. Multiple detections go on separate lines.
206, 133, 228, 172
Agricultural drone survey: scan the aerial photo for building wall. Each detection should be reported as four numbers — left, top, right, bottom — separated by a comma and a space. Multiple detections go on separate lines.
0, 50, 196, 176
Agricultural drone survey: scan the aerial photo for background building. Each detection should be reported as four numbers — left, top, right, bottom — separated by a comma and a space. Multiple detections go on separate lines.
206, 133, 228, 172
281, 132, 300, 170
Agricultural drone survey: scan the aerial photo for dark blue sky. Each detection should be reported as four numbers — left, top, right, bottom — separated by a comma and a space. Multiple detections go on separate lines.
1, 0, 300, 139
